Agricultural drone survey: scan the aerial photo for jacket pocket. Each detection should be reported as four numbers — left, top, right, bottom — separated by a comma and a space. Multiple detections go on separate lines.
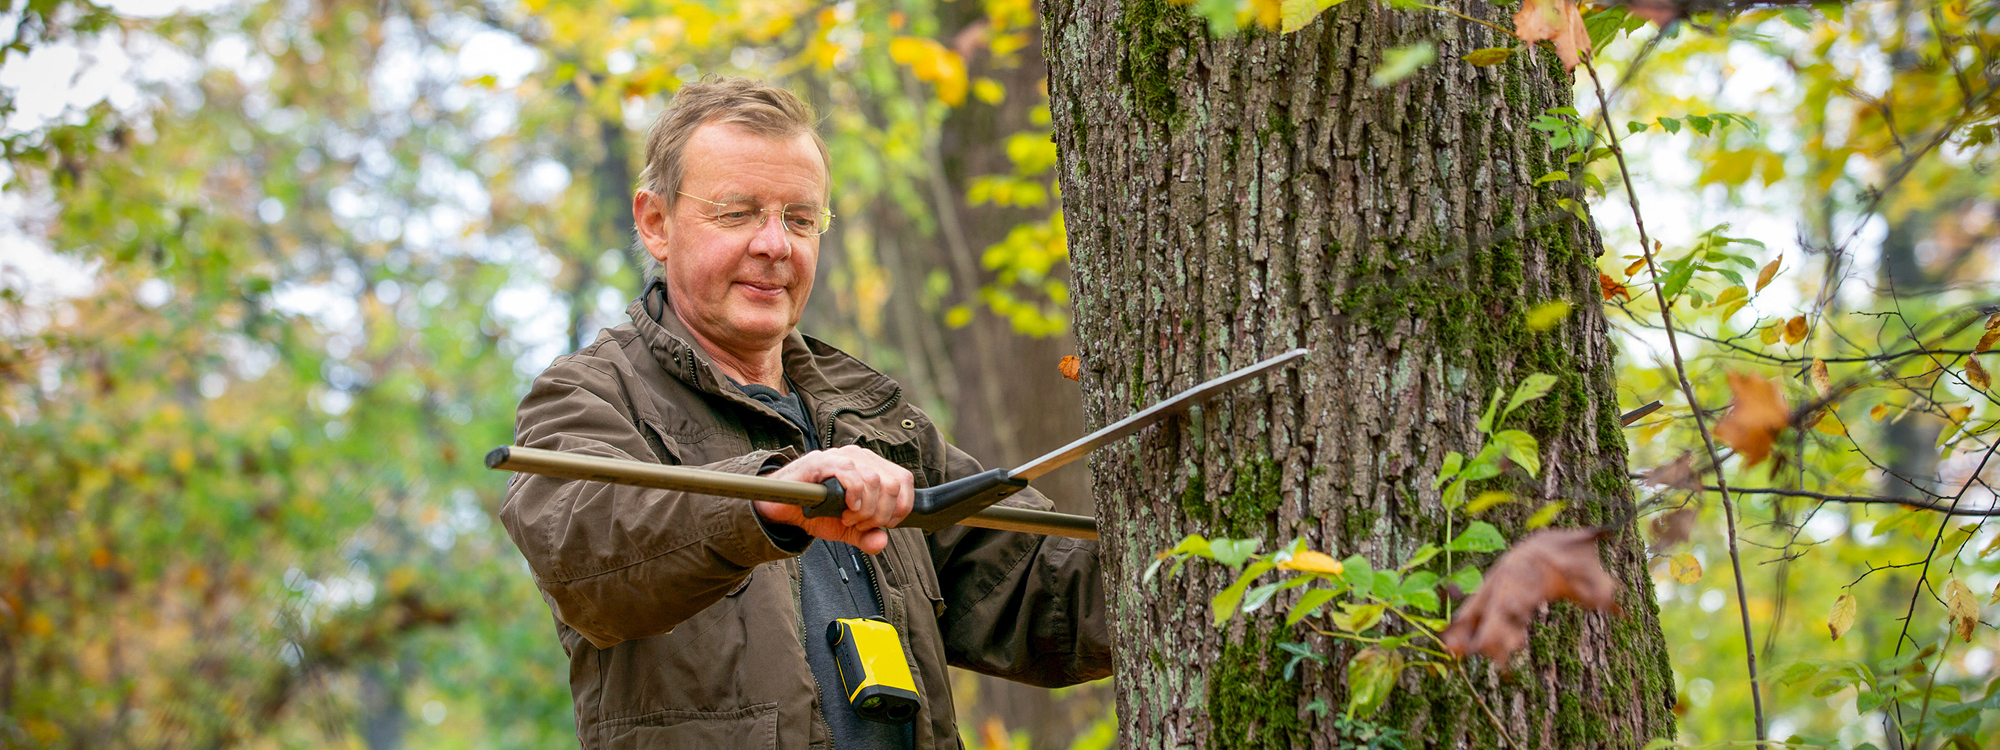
637, 420, 682, 466
885, 530, 946, 620
599, 703, 778, 750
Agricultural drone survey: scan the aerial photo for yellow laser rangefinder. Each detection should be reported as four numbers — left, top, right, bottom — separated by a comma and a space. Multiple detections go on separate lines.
825, 616, 922, 724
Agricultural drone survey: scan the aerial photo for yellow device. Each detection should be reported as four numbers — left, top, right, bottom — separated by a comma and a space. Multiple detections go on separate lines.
825, 617, 922, 724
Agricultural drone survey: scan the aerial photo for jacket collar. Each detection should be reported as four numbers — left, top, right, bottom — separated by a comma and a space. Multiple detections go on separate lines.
628, 281, 902, 420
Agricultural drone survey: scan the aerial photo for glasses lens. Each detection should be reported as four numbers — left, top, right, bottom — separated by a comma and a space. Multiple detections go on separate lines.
783, 204, 831, 236
707, 202, 761, 229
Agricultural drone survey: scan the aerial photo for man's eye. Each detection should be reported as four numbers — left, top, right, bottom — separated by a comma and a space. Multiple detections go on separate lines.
784, 214, 816, 230
717, 210, 756, 223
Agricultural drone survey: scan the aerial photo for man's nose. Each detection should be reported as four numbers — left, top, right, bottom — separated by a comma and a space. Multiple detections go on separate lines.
746, 213, 793, 260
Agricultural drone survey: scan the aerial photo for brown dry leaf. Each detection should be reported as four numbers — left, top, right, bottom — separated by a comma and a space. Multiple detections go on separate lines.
1783, 315, 1809, 345
1978, 330, 2000, 353
1968, 356, 1990, 391
1624, 257, 1648, 277
1809, 359, 1831, 398
1644, 453, 1701, 491
1755, 255, 1783, 292
1988, 314, 2000, 330
1714, 371, 1790, 467
1989, 580, 2000, 606
1599, 272, 1630, 301
1828, 593, 1857, 640
1442, 528, 1618, 662
1511, 0, 1591, 71
1943, 578, 1978, 642
1649, 507, 1698, 549
1057, 355, 1082, 382
1625, 0, 1680, 25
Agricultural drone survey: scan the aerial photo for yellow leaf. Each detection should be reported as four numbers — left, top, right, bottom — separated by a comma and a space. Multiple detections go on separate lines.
1813, 415, 1846, 436
1870, 404, 1890, 421
1755, 255, 1782, 292
1783, 315, 1808, 345
945, 305, 973, 328
1524, 500, 1567, 529
1467, 491, 1513, 514
1810, 359, 1831, 398
887, 36, 968, 106
972, 77, 1005, 105
1760, 323, 1782, 345
1669, 553, 1702, 584
1968, 356, 1991, 391
1713, 286, 1747, 306
1948, 405, 1974, 424
1525, 300, 1572, 331
1943, 578, 1977, 642
1978, 329, 1999, 353
1279, 550, 1345, 576
1989, 580, 2000, 606
1624, 257, 1647, 277
1280, 0, 1350, 33
1828, 593, 1857, 640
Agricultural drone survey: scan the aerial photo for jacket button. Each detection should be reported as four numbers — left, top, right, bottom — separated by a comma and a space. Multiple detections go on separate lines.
901, 419, 916, 430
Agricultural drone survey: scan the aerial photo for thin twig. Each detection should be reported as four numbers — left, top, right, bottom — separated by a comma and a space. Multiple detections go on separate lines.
1685, 485, 2000, 517
1582, 56, 1768, 745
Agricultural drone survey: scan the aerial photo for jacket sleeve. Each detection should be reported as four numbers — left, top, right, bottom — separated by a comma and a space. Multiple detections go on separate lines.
499, 353, 806, 650
926, 443, 1113, 688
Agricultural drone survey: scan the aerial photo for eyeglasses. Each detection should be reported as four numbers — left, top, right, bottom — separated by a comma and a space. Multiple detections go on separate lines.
675, 191, 835, 237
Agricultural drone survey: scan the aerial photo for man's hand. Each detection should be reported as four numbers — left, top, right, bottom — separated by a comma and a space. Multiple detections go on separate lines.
758, 445, 914, 554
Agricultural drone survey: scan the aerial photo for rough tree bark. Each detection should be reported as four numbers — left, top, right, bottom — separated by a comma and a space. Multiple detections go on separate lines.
1043, 1, 1676, 746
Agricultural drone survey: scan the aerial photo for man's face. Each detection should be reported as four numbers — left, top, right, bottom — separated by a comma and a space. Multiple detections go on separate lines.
641, 122, 826, 357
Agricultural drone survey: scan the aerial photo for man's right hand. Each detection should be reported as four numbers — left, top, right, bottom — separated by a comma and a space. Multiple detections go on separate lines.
757, 445, 914, 554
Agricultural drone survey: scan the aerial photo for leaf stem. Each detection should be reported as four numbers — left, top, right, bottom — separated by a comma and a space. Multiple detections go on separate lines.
1452, 661, 1523, 750
1580, 56, 1768, 745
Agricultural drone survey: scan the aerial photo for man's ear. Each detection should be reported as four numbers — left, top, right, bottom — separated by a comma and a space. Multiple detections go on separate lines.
633, 189, 672, 263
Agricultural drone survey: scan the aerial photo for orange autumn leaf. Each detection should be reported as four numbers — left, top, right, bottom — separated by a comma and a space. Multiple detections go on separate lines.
1713, 371, 1790, 467
1442, 528, 1618, 662
1978, 329, 1999, 353
1057, 355, 1082, 381
1599, 272, 1630, 301
1624, 257, 1647, 277
1511, 0, 1591, 71
1809, 359, 1831, 398
1969, 356, 1991, 391
1755, 255, 1782, 292
1783, 315, 1809, 345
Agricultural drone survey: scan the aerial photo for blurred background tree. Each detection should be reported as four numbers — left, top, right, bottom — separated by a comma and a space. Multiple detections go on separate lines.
1, 0, 1996, 748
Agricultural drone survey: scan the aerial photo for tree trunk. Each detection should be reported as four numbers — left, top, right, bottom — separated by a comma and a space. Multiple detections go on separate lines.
1043, 1, 1676, 747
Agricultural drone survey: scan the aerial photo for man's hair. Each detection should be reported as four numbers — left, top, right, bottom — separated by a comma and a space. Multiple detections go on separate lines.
639, 76, 830, 204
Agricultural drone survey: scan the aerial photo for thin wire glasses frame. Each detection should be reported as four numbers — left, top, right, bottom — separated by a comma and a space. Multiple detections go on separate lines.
674, 190, 835, 237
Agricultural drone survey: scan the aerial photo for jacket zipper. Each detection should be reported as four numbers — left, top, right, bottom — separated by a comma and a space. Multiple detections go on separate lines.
823, 388, 902, 449
793, 559, 838, 750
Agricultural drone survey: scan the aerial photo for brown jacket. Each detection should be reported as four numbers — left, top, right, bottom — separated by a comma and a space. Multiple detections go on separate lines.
499, 289, 1112, 749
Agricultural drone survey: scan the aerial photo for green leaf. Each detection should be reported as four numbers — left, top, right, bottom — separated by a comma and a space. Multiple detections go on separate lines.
1209, 538, 1262, 569
1345, 647, 1404, 719
1447, 564, 1483, 595
1686, 114, 1713, 135
1525, 300, 1572, 331
1447, 521, 1507, 553
1288, 588, 1339, 625
1534, 170, 1569, 186
1398, 572, 1440, 612
1461, 47, 1514, 66
1460, 446, 1504, 482
1476, 386, 1503, 433
1241, 582, 1282, 613
1400, 543, 1441, 571
1491, 429, 1541, 477
1166, 534, 1213, 558
1658, 256, 1698, 299
1627, 120, 1649, 134
1340, 555, 1374, 589
1524, 500, 1568, 529
1434, 451, 1464, 488
1504, 373, 1561, 417
1370, 42, 1436, 88
1441, 478, 1467, 509
1142, 557, 1164, 585
1657, 117, 1682, 134
1212, 560, 1277, 625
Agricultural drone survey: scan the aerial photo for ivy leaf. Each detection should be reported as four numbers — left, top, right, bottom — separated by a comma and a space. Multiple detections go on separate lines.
1491, 429, 1541, 477
1462, 47, 1515, 66
1370, 42, 1436, 87
1447, 521, 1507, 553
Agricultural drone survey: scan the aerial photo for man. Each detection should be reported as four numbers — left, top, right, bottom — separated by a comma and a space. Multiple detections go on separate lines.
499, 77, 1111, 750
